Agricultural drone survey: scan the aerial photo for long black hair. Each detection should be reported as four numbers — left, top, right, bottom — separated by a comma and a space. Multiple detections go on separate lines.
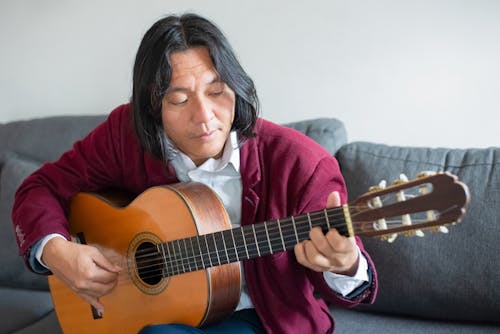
131, 13, 259, 160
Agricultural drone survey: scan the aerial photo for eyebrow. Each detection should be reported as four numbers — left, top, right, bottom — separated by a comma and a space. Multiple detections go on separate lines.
165, 75, 223, 94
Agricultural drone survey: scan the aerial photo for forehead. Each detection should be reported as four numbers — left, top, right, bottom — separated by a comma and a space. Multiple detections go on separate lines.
169, 47, 218, 84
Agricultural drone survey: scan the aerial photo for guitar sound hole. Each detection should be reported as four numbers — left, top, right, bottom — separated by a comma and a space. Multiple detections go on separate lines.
135, 242, 165, 286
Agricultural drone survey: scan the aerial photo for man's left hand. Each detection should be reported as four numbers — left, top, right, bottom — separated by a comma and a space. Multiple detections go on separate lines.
294, 191, 359, 276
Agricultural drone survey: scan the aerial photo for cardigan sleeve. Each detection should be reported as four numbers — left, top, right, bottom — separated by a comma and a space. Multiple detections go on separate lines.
297, 156, 378, 306
11, 105, 132, 260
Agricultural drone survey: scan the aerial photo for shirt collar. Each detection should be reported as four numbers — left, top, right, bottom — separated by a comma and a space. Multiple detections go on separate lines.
177, 131, 240, 173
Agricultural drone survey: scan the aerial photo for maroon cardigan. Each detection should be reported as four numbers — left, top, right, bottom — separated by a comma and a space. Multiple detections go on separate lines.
13, 104, 377, 333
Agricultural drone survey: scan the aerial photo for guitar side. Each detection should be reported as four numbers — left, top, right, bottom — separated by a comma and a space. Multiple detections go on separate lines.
48, 183, 241, 334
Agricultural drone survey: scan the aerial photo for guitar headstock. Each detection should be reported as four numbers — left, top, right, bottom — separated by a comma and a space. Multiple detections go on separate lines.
349, 171, 470, 242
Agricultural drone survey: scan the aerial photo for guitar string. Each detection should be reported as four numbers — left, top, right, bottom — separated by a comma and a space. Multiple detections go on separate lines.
132, 187, 416, 261
115, 218, 441, 285
132, 202, 428, 262
124, 204, 451, 282
131, 206, 351, 262
129, 203, 439, 278
117, 208, 351, 282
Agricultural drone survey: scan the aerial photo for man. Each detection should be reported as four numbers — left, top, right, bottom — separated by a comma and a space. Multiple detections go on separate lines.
12, 13, 377, 333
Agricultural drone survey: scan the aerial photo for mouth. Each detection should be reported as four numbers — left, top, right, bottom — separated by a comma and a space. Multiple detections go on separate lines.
196, 129, 217, 141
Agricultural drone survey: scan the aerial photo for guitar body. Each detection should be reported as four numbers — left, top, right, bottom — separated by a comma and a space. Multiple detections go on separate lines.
48, 183, 241, 334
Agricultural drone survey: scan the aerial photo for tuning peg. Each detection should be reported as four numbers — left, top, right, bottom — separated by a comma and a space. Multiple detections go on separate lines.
380, 233, 398, 243
369, 179, 387, 192
427, 226, 449, 234
394, 173, 409, 185
439, 226, 449, 233
403, 230, 425, 237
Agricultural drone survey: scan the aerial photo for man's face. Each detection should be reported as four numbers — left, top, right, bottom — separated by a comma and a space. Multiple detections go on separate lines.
161, 47, 236, 166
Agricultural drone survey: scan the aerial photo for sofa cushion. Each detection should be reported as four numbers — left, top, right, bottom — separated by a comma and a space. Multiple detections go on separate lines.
336, 142, 500, 323
0, 287, 56, 334
0, 115, 106, 163
0, 154, 48, 290
331, 307, 500, 334
283, 118, 347, 155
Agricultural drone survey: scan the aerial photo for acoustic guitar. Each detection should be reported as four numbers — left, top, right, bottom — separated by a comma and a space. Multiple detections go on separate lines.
48, 172, 469, 333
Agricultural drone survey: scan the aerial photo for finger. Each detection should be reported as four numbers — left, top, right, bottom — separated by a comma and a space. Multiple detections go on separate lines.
295, 242, 321, 271
324, 228, 356, 253
326, 191, 341, 208
92, 251, 122, 273
296, 240, 329, 272
309, 227, 334, 256
91, 265, 121, 285
74, 278, 119, 300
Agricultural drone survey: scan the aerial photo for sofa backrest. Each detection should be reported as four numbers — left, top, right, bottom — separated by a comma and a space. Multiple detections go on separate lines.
336, 142, 500, 323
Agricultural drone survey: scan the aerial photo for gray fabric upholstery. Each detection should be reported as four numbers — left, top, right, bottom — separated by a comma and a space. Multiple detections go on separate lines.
0, 115, 106, 162
331, 307, 500, 334
336, 142, 500, 323
0, 288, 57, 334
0, 155, 47, 289
283, 117, 348, 155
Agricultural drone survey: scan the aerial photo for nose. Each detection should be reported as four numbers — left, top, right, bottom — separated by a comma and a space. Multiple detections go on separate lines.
192, 95, 214, 124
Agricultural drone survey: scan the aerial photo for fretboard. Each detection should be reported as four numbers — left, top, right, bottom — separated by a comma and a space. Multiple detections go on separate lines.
158, 206, 348, 277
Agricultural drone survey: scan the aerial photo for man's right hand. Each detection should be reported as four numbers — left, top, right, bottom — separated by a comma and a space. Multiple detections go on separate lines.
42, 238, 122, 314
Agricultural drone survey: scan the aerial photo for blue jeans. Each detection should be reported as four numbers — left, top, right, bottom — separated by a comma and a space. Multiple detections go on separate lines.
138, 309, 265, 334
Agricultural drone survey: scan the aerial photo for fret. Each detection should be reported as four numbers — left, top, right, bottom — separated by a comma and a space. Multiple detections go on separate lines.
240, 226, 250, 259
291, 216, 299, 244
204, 234, 215, 268
232, 227, 245, 260
196, 235, 206, 269
283, 218, 303, 250
252, 224, 261, 257
220, 230, 231, 264
324, 209, 331, 229
242, 226, 259, 258
182, 238, 191, 272
189, 237, 200, 271
159, 242, 169, 276
295, 215, 312, 240
230, 228, 240, 262
277, 218, 286, 251
307, 212, 313, 230
253, 223, 270, 255
267, 221, 285, 253
337, 207, 349, 237
211, 233, 221, 266
264, 222, 273, 254
213, 232, 228, 265
168, 242, 180, 276
175, 240, 186, 273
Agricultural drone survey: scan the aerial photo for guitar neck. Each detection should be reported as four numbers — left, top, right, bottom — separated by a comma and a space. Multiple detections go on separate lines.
159, 206, 349, 277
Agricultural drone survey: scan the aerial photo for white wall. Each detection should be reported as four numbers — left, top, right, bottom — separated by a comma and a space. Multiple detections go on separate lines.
1, 0, 499, 148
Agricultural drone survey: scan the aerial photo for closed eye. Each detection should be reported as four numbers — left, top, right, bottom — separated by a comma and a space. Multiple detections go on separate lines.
209, 90, 224, 97
170, 98, 188, 105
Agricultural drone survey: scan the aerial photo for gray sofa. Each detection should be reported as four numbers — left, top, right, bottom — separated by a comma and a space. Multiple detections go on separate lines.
1, 114, 499, 333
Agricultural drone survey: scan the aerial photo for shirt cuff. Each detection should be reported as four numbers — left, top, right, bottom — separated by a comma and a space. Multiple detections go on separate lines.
30, 233, 67, 272
322, 246, 369, 297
